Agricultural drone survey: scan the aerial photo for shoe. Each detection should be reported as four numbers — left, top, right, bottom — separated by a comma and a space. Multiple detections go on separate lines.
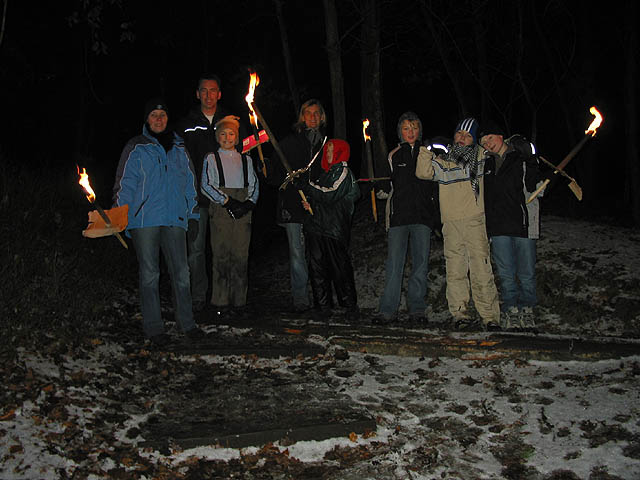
185, 327, 206, 341
500, 306, 520, 330
485, 321, 502, 332
372, 312, 394, 326
344, 306, 360, 324
292, 303, 310, 313
408, 313, 429, 328
193, 301, 206, 313
149, 333, 171, 347
519, 306, 536, 330
455, 318, 481, 331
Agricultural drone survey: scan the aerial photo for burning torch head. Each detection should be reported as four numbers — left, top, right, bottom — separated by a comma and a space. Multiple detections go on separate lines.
321, 139, 350, 172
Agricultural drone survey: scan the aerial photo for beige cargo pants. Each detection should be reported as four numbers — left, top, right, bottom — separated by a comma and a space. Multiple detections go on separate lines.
442, 214, 500, 324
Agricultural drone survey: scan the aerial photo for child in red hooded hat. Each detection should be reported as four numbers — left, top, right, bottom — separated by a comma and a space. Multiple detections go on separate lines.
300, 139, 361, 321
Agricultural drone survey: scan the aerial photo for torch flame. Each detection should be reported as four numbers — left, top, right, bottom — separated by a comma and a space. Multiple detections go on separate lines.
362, 118, 371, 142
77, 166, 96, 202
245, 71, 260, 127
585, 106, 603, 137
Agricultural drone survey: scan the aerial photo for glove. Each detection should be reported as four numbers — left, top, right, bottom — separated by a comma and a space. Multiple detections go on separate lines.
291, 174, 308, 191
235, 200, 256, 219
241, 200, 255, 214
187, 219, 199, 243
224, 197, 245, 219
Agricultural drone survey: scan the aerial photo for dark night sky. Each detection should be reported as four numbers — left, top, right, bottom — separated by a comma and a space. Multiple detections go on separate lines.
0, 1, 633, 218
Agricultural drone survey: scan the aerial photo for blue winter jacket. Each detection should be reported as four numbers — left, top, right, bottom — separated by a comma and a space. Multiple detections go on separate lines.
112, 124, 199, 235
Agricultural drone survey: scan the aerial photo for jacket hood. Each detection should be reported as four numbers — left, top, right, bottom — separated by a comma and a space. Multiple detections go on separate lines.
321, 139, 350, 172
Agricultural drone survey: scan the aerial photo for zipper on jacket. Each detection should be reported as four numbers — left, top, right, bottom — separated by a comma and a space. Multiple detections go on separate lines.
134, 195, 149, 217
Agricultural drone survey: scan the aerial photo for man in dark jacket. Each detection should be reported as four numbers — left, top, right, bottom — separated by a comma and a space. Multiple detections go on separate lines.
176, 74, 235, 312
378, 112, 439, 324
271, 99, 327, 312
480, 122, 542, 330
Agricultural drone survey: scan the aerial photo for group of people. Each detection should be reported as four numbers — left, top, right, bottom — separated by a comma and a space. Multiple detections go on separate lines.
111, 71, 545, 345
405, 115, 543, 331
113, 74, 259, 345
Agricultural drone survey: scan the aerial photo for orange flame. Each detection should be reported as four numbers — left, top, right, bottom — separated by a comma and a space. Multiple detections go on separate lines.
362, 118, 371, 142
585, 106, 603, 136
245, 71, 260, 127
77, 166, 96, 202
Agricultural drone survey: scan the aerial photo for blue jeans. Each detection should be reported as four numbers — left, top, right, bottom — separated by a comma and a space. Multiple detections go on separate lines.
379, 224, 431, 316
282, 222, 309, 307
131, 226, 195, 338
187, 206, 209, 306
490, 235, 537, 310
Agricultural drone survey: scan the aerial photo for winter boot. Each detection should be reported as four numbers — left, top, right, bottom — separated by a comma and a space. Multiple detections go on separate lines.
501, 306, 520, 330
519, 306, 536, 330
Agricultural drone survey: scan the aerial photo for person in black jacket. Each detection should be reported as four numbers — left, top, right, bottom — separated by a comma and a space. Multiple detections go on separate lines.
300, 139, 360, 319
176, 74, 246, 312
378, 112, 440, 324
271, 99, 328, 312
480, 121, 542, 330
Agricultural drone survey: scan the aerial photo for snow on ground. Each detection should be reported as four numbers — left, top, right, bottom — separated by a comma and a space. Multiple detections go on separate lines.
2, 215, 640, 479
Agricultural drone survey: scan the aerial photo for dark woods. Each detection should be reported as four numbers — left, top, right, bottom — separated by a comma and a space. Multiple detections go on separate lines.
0, 1, 638, 342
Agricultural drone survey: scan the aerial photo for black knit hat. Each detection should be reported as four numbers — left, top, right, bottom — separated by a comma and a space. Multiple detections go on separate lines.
144, 97, 169, 121
478, 120, 505, 139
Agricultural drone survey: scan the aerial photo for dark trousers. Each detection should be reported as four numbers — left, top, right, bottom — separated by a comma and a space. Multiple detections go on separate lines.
305, 232, 357, 310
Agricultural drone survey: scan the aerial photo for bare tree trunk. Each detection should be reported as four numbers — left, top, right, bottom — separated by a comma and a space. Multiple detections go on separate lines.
274, 0, 300, 117
323, 0, 347, 138
0, 0, 8, 51
624, 0, 640, 225
420, 0, 468, 118
471, 0, 491, 123
360, 0, 389, 191
530, 0, 575, 146
514, 0, 537, 141
201, 0, 210, 72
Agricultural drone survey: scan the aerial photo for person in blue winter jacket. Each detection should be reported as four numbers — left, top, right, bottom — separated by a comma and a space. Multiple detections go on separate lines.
112, 98, 202, 346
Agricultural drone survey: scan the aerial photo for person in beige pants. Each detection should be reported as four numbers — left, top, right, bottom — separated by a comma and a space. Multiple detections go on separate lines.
416, 118, 500, 330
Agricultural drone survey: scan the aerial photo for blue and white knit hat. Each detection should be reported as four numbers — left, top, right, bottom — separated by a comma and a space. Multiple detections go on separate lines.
454, 118, 479, 143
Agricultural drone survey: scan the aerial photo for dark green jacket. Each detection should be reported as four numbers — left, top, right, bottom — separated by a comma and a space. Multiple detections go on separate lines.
303, 162, 360, 245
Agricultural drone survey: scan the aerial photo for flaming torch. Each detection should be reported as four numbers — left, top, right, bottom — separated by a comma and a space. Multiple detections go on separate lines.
244, 70, 267, 177
362, 119, 378, 223
77, 167, 128, 249
527, 106, 603, 204
249, 89, 313, 214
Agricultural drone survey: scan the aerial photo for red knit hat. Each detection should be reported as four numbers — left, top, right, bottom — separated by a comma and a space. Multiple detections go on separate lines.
321, 139, 350, 172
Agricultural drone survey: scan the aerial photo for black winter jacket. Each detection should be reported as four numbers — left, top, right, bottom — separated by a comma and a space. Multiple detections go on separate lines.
483, 147, 538, 238
271, 131, 324, 224
388, 143, 440, 230
302, 162, 360, 245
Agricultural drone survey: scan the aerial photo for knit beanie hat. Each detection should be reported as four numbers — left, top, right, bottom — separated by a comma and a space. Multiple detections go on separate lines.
454, 117, 479, 143
478, 120, 505, 139
321, 139, 350, 172
144, 97, 169, 121
214, 115, 240, 140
